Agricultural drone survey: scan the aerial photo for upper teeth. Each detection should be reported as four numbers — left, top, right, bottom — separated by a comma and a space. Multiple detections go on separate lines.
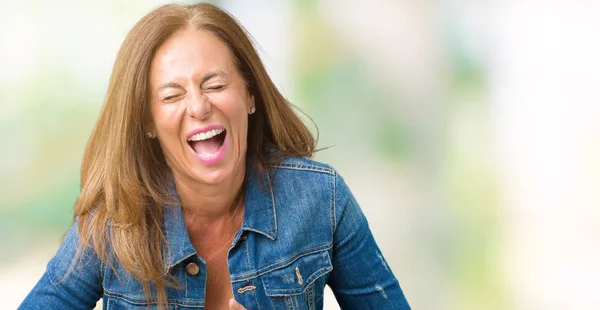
188, 128, 224, 141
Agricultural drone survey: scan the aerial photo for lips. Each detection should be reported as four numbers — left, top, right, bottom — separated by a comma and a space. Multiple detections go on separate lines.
186, 126, 227, 163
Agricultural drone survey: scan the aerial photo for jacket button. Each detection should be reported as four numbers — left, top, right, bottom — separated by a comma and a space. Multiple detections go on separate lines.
185, 262, 200, 276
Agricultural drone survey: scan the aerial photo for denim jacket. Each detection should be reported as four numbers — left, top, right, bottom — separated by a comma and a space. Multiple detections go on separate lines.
20, 157, 410, 309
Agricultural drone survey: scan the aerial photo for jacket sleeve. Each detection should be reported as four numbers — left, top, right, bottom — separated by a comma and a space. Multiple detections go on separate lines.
328, 172, 411, 309
19, 219, 103, 309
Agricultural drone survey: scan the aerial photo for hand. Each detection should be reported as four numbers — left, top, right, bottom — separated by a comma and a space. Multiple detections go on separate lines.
229, 298, 247, 310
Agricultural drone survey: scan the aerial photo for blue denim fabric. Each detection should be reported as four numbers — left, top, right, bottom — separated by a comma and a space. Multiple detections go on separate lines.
20, 157, 410, 309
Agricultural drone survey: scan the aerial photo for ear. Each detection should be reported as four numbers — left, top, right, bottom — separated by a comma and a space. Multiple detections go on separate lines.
248, 94, 255, 113
145, 119, 157, 138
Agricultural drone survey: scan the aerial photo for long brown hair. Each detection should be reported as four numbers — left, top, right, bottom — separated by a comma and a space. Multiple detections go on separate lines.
74, 3, 315, 308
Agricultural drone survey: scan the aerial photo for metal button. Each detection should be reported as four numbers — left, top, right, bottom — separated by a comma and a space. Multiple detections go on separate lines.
185, 262, 200, 276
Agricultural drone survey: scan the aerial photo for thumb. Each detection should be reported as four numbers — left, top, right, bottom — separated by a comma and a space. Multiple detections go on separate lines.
229, 298, 246, 310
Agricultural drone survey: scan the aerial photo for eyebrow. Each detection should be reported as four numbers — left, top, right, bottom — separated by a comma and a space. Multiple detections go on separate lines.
201, 71, 228, 84
155, 71, 228, 92
156, 82, 183, 92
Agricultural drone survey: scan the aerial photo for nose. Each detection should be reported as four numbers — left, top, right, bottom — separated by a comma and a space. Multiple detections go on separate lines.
186, 89, 211, 119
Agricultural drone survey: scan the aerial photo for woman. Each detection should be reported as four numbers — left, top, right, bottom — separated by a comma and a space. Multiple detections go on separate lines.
20, 3, 410, 310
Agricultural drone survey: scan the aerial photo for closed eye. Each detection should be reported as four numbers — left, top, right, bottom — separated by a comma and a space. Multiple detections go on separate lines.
206, 85, 225, 91
163, 94, 183, 101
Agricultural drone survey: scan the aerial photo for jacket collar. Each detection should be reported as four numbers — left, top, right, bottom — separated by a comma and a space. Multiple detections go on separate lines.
162, 167, 277, 268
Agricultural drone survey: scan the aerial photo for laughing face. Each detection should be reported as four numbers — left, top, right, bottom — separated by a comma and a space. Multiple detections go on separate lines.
148, 28, 254, 186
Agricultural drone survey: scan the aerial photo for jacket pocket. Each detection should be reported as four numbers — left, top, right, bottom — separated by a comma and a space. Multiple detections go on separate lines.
103, 294, 185, 310
262, 250, 332, 310
102, 262, 204, 309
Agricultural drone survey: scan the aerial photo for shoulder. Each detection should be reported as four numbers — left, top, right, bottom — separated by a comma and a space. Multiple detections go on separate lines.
45, 218, 102, 287
267, 156, 356, 231
267, 156, 339, 204
269, 156, 336, 176
268, 156, 351, 205
265, 156, 353, 232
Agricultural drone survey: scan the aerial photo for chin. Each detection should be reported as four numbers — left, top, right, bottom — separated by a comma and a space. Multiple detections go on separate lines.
190, 153, 241, 185
192, 167, 229, 185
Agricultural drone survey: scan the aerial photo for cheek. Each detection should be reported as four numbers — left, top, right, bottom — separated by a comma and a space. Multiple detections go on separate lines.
227, 103, 250, 139
152, 104, 182, 134
209, 92, 250, 131
231, 107, 250, 155
151, 104, 186, 162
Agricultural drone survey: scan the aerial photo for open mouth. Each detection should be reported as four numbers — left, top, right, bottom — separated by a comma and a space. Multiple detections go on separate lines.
187, 128, 227, 158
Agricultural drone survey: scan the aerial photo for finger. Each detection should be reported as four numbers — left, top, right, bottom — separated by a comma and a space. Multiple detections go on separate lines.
229, 298, 246, 310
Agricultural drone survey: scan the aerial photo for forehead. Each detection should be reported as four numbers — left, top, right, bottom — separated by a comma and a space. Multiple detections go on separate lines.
149, 28, 234, 85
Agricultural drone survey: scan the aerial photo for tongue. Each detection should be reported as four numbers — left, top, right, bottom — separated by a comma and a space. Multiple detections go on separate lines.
191, 136, 221, 156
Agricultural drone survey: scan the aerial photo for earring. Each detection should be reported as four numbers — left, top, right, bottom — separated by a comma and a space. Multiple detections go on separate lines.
249, 107, 256, 114
147, 131, 155, 138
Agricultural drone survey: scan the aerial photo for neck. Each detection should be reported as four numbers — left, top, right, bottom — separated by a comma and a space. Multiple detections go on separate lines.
173, 165, 246, 221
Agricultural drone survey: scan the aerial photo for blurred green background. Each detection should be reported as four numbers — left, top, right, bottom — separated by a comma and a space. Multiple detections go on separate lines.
1, 1, 599, 309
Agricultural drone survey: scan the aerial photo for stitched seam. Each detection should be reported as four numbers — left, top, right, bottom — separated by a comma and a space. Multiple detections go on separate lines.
230, 245, 332, 282
253, 281, 263, 310
184, 265, 189, 298
332, 171, 337, 237
47, 260, 61, 285
266, 172, 278, 238
307, 283, 315, 310
269, 160, 334, 173
255, 245, 330, 275
242, 227, 276, 240
285, 296, 293, 310
269, 164, 335, 175
103, 291, 205, 307
265, 264, 332, 297
101, 260, 106, 292
103, 291, 148, 305
263, 250, 331, 294
166, 251, 196, 269
230, 245, 331, 281
244, 237, 252, 268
